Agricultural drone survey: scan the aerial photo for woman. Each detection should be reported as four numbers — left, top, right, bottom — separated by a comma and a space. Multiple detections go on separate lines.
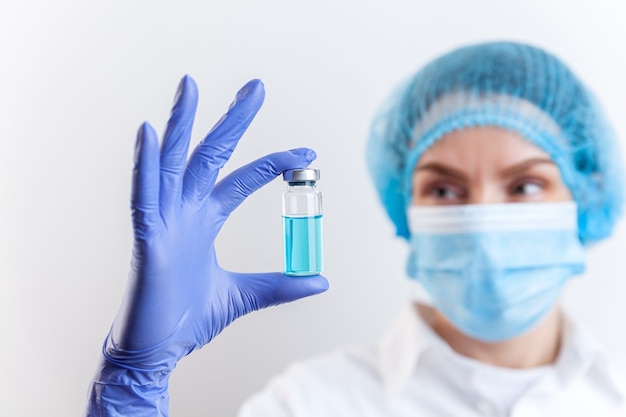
85, 42, 626, 416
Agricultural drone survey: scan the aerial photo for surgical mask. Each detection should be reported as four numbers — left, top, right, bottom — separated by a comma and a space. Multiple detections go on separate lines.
407, 202, 585, 342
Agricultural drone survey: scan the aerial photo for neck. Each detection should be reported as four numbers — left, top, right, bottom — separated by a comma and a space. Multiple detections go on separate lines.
416, 303, 563, 369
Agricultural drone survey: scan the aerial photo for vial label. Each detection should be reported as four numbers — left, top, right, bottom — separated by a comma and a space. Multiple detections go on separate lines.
283, 215, 323, 276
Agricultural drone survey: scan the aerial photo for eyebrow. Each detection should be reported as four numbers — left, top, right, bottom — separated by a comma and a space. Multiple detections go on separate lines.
414, 162, 468, 182
499, 157, 557, 177
414, 157, 557, 180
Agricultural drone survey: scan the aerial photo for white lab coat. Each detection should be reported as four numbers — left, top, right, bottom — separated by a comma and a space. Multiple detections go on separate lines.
239, 304, 626, 416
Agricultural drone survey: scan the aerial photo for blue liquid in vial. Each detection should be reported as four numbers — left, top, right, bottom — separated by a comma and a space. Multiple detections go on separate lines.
283, 215, 323, 276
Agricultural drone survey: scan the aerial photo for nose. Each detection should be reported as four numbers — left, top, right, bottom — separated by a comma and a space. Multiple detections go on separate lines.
467, 185, 504, 205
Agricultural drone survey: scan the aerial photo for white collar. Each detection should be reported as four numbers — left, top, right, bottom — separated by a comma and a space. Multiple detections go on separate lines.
377, 303, 625, 402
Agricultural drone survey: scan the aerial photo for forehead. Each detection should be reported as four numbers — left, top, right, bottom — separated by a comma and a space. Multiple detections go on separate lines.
416, 126, 551, 167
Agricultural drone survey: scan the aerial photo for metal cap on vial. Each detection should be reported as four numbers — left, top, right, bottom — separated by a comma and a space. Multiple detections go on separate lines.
282, 168, 320, 182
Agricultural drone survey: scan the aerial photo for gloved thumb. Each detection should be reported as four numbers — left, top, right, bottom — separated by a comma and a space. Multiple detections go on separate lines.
229, 272, 329, 311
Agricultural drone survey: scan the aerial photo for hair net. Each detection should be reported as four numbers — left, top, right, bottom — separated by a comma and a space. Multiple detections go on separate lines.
367, 41, 624, 244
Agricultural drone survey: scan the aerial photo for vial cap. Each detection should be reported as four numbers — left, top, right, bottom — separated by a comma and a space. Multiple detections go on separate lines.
283, 168, 320, 182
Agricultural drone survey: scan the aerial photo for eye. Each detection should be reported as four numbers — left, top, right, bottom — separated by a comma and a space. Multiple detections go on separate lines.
432, 187, 457, 199
510, 180, 544, 197
424, 183, 466, 203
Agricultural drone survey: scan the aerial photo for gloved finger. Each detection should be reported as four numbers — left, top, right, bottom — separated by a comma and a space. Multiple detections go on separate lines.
230, 272, 329, 312
131, 122, 161, 236
182, 79, 265, 204
212, 148, 317, 220
160, 75, 199, 215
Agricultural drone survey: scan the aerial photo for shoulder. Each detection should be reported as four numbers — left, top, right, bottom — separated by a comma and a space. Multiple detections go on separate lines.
559, 313, 626, 409
238, 345, 384, 417
238, 304, 431, 417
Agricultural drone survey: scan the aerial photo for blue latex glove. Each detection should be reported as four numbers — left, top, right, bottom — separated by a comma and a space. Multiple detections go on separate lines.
85, 76, 329, 416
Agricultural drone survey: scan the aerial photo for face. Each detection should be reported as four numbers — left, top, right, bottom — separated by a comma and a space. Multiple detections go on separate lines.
412, 126, 572, 206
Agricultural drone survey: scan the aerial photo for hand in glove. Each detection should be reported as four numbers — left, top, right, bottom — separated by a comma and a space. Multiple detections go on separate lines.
85, 76, 328, 417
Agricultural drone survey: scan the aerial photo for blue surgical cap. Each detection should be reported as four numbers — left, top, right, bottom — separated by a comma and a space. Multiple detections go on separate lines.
367, 41, 625, 244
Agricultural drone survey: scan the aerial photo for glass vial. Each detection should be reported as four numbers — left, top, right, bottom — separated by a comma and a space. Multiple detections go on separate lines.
282, 169, 323, 276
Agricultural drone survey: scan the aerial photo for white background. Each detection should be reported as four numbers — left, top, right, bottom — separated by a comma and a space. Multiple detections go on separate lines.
2, 1, 626, 415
